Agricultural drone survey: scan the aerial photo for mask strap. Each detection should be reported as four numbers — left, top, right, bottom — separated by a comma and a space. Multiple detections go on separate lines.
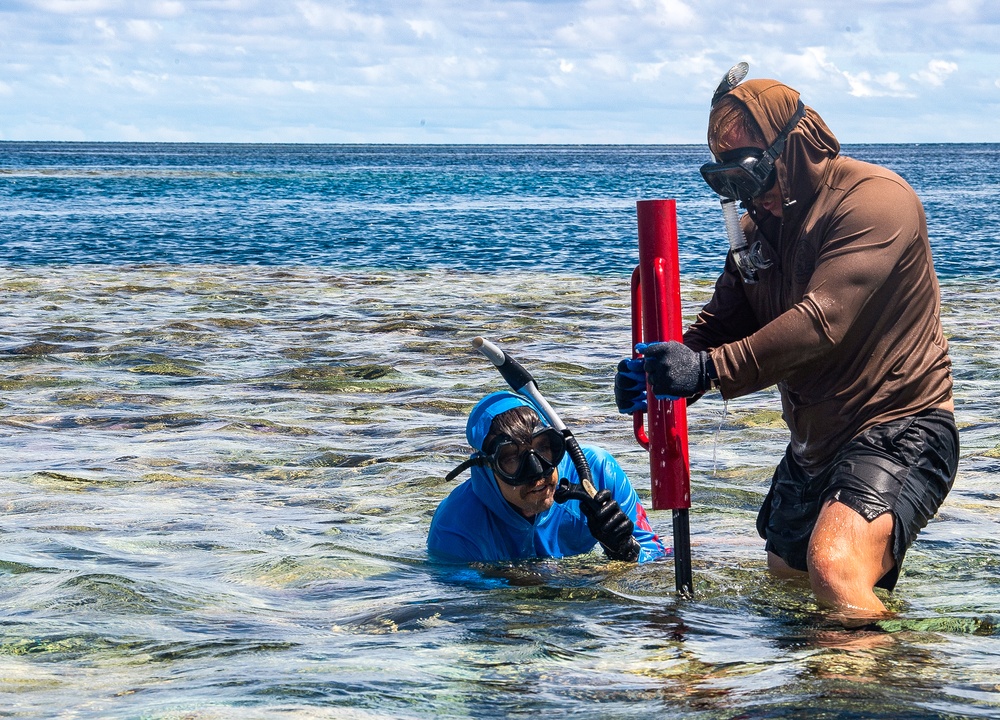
760, 100, 806, 167
445, 455, 487, 481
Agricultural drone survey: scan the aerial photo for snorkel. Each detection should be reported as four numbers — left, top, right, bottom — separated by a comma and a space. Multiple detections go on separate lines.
706, 62, 768, 285
703, 61, 809, 285
721, 197, 772, 285
471, 337, 598, 503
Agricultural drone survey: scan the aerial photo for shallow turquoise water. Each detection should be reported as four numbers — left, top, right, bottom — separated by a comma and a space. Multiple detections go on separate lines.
1, 266, 998, 718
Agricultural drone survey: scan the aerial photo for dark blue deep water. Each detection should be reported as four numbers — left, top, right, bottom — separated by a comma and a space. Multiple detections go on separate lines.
2, 142, 997, 278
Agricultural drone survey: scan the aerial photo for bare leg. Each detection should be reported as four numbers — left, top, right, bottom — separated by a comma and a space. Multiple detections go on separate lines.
767, 551, 808, 579
807, 500, 895, 622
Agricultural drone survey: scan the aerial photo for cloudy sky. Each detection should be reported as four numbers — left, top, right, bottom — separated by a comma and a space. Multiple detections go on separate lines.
1, 0, 998, 143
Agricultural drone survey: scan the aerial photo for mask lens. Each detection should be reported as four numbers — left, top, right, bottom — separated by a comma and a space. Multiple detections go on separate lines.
701, 100, 806, 201
700, 149, 770, 201
487, 427, 565, 486
530, 428, 564, 465
495, 443, 522, 476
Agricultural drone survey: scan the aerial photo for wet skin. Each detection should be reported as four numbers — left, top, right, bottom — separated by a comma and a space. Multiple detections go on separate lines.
768, 502, 896, 623
498, 468, 558, 520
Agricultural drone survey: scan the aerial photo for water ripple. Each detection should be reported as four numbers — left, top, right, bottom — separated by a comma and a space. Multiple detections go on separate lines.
0, 265, 997, 717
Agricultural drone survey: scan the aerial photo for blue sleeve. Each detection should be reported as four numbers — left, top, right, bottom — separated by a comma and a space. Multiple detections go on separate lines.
428, 521, 488, 563
586, 447, 669, 563
427, 484, 496, 563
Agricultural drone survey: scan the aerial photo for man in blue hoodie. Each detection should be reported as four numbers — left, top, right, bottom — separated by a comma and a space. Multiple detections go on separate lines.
428, 391, 667, 564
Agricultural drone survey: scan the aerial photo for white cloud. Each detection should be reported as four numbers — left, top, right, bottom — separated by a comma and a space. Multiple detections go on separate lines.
241, 78, 292, 96
654, 0, 697, 28
103, 121, 194, 141
296, 1, 385, 36
80, 60, 168, 94
150, 1, 185, 18
633, 55, 714, 83
6, 121, 88, 141
126, 20, 160, 42
589, 53, 628, 78
945, 0, 980, 17
791, 47, 844, 81
94, 18, 116, 39
43, 73, 72, 87
173, 43, 212, 56
0, 0, 997, 141
127, 72, 170, 94
406, 19, 435, 38
632, 60, 666, 82
554, 6, 630, 48
911, 59, 958, 87
843, 70, 911, 98
31, 0, 118, 13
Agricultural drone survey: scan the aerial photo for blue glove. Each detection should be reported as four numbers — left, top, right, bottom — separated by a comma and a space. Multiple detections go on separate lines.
637, 341, 715, 400
614, 357, 647, 414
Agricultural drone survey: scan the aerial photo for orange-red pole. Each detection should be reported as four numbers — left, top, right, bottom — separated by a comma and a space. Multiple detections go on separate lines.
632, 199, 692, 595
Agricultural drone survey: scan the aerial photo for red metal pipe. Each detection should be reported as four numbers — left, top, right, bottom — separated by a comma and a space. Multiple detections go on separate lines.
630, 266, 649, 450
633, 199, 691, 511
633, 199, 693, 595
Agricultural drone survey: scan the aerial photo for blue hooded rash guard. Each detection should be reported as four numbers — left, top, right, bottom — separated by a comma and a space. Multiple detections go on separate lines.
427, 392, 668, 564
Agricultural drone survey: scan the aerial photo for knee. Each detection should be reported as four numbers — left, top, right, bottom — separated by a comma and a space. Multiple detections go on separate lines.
807, 539, 856, 594
808, 505, 895, 595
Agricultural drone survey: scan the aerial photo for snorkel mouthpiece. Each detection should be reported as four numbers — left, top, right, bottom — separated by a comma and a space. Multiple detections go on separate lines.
721, 198, 772, 284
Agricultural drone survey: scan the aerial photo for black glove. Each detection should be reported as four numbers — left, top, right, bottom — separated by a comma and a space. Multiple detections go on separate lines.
640, 341, 715, 400
614, 357, 647, 414
579, 489, 640, 562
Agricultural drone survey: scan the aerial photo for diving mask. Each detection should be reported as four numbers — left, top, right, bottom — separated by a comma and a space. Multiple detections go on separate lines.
700, 99, 806, 203
485, 426, 566, 486
445, 425, 566, 486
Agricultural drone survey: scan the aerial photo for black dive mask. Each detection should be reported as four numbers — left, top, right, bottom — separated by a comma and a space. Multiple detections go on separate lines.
700, 100, 806, 203
445, 426, 566, 487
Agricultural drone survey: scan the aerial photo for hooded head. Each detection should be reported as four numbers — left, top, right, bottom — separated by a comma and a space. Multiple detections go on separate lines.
462, 391, 561, 519
707, 75, 840, 217
465, 391, 540, 452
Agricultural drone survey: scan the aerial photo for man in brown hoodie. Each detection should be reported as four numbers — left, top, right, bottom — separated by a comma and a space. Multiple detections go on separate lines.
616, 66, 958, 620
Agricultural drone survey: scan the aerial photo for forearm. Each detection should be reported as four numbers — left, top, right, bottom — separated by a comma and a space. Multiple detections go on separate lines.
711, 294, 833, 398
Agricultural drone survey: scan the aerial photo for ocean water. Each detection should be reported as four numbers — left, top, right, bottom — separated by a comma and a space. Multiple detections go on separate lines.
1, 143, 999, 719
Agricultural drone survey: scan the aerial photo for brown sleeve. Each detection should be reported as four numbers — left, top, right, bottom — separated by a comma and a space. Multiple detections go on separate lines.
683, 258, 762, 353
711, 175, 921, 398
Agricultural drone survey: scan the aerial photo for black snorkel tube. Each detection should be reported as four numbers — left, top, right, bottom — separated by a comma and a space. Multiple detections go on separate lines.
471, 337, 598, 503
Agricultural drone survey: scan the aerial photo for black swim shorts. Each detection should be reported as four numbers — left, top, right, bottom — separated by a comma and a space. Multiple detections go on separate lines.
755, 409, 959, 591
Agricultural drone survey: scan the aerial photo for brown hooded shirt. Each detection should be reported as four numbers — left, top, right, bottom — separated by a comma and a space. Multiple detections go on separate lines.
684, 79, 953, 474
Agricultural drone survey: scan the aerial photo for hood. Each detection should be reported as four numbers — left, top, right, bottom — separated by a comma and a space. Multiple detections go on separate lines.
465, 391, 541, 451
725, 78, 840, 216
464, 391, 553, 533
